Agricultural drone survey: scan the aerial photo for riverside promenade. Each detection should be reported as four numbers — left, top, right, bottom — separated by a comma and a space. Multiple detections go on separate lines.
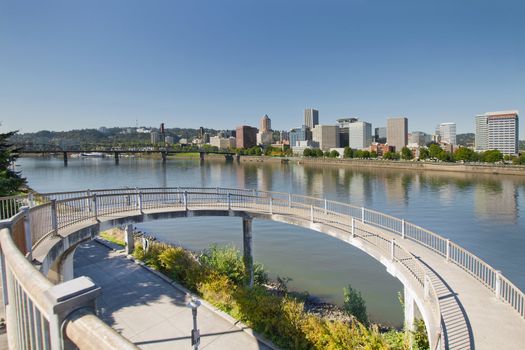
73, 240, 271, 350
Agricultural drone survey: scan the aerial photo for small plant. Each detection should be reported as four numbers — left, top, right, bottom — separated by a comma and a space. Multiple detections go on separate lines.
343, 284, 368, 325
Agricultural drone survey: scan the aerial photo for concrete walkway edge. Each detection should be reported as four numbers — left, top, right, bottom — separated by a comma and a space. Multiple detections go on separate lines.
94, 237, 279, 350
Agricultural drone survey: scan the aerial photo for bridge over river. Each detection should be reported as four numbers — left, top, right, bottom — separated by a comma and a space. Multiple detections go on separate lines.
1, 187, 524, 349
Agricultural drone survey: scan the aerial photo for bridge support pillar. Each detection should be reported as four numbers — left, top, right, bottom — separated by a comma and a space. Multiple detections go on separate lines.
162, 151, 167, 164
125, 224, 134, 255
404, 286, 416, 334
242, 217, 254, 288
63, 152, 68, 166
114, 151, 120, 165
199, 152, 205, 163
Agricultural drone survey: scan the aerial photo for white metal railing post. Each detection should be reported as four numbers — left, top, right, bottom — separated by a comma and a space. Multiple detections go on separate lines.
324, 198, 327, 215
390, 238, 395, 262
87, 189, 92, 212
51, 199, 58, 233
401, 219, 405, 239
310, 205, 314, 223
227, 193, 231, 210
424, 275, 431, 301
269, 196, 273, 214
361, 207, 365, 223
495, 270, 502, 300
351, 217, 355, 238
446, 239, 451, 262
137, 191, 143, 212
21, 206, 32, 261
92, 194, 98, 219
288, 193, 292, 208
184, 191, 188, 211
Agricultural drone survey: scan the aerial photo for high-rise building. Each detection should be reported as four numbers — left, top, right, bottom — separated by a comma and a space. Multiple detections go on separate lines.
304, 108, 319, 129
235, 125, 258, 149
374, 127, 387, 143
312, 125, 340, 150
337, 118, 359, 147
348, 121, 372, 149
289, 125, 312, 147
437, 122, 456, 145
409, 131, 428, 146
475, 111, 519, 154
386, 117, 408, 152
260, 115, 271, 133
150, 131, 159, 144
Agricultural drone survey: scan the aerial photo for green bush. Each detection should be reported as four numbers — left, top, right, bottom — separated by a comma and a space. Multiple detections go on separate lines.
343, 284, 368, 325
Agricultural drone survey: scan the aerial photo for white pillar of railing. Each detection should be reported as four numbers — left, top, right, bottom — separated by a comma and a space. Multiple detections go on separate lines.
21, 206, 32, 261
310, 205, 314, 223
86, 189, 92, 212
137, 191, 142, 213
495, 270, 502, 300
390, 238, 395, 262
424, 274, 431, 301
51, 199, 58, 233
269, 196, 273, 214
184, 191, 188, 211
288, 194, 292, 208
401, 219, 405, 239
227, 193, 231, 210
324, 198, 327, 214
92, 194, 98, 220
446, 239, 451, 262
361, 207, 365, 223
351, 217, 355, 238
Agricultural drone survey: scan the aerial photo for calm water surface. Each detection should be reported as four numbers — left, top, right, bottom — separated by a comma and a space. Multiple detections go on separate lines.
16, 157, 525, 327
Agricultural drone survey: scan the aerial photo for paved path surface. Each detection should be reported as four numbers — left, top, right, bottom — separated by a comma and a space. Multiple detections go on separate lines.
74, 241, 271, 350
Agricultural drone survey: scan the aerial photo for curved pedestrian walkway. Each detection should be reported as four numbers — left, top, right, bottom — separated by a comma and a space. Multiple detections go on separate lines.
73, 240, 272, 350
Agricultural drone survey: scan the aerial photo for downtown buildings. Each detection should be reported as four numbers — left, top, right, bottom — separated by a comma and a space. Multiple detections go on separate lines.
475, 111, 519, 154
386, 117, 408, 152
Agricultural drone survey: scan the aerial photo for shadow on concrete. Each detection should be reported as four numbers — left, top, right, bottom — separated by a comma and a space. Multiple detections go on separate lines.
416, 257, 475, 350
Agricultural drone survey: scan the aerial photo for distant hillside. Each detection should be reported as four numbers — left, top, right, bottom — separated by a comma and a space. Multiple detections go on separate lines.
456, 133, 475, 147
10, 127, 223, 149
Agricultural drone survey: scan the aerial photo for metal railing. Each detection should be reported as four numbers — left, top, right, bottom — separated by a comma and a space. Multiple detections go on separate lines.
2, 186, 525, 349
0, 210, 138, 350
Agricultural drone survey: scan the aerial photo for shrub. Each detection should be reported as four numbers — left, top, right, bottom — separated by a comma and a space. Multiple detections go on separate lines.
343, 284, 368, 325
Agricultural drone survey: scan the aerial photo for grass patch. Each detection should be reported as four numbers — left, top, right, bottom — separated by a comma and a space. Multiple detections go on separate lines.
99, 228, 125, 247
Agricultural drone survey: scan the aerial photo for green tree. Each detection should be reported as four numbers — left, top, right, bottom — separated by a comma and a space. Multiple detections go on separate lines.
303, 148, 312, 157
313, 148, 324, 157
344, 146, 354, 158
454, 147, 478, 162
0, 131, 26, 196
370, 150, 378, 158
481, 149, 503, 163
437, 150, 454, 162
428, 144, 442, 159
329, 150, 340, 158
419, 148, 430, 160
513, 153, 525, 165
343, 284, 368, 325
323, 150, 331, 157
401, 147, 413, 160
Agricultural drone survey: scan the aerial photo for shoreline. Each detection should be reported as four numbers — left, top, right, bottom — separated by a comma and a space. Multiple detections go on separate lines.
20, 153, 525, 176
239, 155, 525, 176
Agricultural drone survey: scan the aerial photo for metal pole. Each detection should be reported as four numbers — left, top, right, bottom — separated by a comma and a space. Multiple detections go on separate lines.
269, 196, 273, 214
22, 207, 32, 261
92, 194, 98, 220
288, 193, 292, 208
324, 198, 327, 214
361, 206, 365, 223
188, 297, 201, 350
390, 238, 395, 262
227, 193, 231, 210
495, 270, 502, 300
310, 205, 314, 223
401, 219, 405, 239
184, 191, 188, 211
351, 217, 355, 238
51, 199, 58, 233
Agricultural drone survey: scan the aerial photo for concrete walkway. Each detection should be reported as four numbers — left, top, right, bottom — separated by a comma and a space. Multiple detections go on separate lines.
73, 241, 272, 350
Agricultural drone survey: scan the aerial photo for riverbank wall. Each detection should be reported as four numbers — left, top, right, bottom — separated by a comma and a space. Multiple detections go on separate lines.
239, 156, 525, 176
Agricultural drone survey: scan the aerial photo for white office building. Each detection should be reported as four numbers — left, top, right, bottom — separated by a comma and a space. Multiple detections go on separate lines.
210, 136, 236, 150
475, 111, 519, 154
348, 121, 372, 149
437, 122, 456, 145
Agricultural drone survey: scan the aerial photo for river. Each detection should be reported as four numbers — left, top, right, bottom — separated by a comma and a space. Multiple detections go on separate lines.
16, 156, 525, 327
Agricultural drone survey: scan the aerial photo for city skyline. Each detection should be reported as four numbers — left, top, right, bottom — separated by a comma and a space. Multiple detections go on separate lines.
0, 1, 524, 137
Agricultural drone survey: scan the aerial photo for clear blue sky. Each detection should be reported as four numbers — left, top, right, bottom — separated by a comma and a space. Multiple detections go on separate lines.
1, 0, 523, 136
